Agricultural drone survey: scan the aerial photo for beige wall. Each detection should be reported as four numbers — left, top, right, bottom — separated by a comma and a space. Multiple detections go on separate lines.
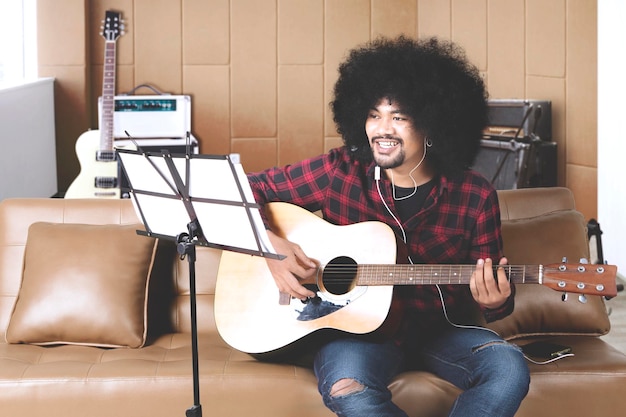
38, 0, 598, 220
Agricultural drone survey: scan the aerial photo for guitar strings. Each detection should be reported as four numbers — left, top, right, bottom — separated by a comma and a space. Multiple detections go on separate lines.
318, 264, 539, 284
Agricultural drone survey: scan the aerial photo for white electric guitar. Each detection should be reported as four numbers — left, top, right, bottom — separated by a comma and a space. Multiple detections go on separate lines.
66, 10, 131, 199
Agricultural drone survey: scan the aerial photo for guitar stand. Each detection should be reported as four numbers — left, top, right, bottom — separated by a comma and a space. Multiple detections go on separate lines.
177, 220, 203, 417
587, 218, 623, 293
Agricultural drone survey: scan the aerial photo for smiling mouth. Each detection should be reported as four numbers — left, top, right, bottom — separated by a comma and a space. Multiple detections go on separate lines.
373, 137, 401, 150
377, 140, 399, 148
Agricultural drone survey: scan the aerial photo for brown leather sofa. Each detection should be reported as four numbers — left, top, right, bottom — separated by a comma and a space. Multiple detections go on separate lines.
1, 187, 626, 417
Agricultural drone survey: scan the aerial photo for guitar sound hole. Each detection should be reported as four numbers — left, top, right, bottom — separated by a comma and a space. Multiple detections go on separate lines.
322, 256, 357, 296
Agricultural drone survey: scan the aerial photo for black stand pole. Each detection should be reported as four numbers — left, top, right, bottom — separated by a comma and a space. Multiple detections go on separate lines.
177, 221, 203, 417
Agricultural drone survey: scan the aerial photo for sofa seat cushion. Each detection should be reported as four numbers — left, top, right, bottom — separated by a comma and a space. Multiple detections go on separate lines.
391, 336, 626, 416
0, 333, 333, 417
514, 336, 626, 416
2, 334, 626, 417
5, 222, 158, 348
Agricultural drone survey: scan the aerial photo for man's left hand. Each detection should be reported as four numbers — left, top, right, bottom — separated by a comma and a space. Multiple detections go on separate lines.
469, 257, 512, 310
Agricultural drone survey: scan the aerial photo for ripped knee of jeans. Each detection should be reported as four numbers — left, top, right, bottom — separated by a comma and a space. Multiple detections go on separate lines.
330, 378, 365, 398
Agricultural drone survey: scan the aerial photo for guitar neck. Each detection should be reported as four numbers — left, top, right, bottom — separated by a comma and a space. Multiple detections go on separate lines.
100, 40, 117, 153
353, 264, 541, 286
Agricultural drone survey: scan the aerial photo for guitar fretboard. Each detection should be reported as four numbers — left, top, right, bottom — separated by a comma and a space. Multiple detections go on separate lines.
100, 40, 117, 153
331, 264, 543, 286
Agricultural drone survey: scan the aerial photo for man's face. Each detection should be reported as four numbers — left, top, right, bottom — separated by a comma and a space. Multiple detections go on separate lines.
365, 98, 426, 170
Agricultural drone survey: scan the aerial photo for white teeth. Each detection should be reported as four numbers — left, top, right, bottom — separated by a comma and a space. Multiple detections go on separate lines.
378, 141, 398, 148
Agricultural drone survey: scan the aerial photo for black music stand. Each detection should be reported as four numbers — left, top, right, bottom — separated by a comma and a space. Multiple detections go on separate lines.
117, 145, 282, 417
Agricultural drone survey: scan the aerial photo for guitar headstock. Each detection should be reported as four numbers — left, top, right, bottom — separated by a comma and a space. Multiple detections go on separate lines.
542, 262, 618, 299
101, 10, 124, 42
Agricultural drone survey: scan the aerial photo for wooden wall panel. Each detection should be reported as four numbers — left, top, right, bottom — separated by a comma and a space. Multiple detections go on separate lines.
36, 0, 88, 189
183, 65, 231, 155
418, 0, 452, 38
38, 65, 90, 188
231, 138, 277, 173
372, 0, 418, 38
182, 0, 230, 65
134, 0, 182, 93
324, 0, 370, 137
231, 0, 277, 138
526, 0, 566, 77
37, 0, 88, 67
36, 0, 599, 220
487, 0, 525, 98
565, 0, 598, 220
278, 0, 324, 65
278, 65, 324, 166
451, 0, 487, 70
567, 164, 598, 221
566, 0, 598, 169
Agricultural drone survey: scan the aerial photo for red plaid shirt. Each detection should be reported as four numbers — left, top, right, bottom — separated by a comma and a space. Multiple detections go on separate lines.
248, 147, 514, 337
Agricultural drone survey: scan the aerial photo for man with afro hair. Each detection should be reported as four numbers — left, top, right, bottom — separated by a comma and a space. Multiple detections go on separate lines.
247, 36, 530, 417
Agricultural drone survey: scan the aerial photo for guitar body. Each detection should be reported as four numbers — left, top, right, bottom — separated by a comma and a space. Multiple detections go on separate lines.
65, 130, 126, 199
215, 202, 398, 354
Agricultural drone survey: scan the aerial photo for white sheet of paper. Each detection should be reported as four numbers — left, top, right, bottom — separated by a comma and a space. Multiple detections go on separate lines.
118, 151, 276, 256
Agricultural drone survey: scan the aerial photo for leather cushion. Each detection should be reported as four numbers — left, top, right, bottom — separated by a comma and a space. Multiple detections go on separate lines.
5, 222, 157, 348
487, 209, 611, 339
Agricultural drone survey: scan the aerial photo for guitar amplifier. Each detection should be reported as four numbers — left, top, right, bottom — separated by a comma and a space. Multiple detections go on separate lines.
97, 94, 198, 153
99, 95, 192, 139
475, 99, 556, 189
485, 99, 552, 140
98, 95, 199, 197
472, 138, 557, 190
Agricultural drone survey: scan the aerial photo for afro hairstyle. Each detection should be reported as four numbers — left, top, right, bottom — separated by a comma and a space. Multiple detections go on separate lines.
331, 36, 489, 176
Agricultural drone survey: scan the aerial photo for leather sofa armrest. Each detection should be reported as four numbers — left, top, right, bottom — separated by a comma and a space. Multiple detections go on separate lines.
487, 189, 610, 339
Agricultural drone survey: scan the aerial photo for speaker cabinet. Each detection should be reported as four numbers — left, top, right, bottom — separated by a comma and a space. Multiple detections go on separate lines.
472, 139, 557, 190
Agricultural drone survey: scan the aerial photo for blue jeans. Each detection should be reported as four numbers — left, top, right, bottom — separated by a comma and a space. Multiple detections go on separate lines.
313, 326, 530, 417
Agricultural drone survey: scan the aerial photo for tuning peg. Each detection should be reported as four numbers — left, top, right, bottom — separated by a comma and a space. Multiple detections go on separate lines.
562, 292, 568, 302
578, 294, 588, 303
579, 258, 589, 264
562, 257, 568, 263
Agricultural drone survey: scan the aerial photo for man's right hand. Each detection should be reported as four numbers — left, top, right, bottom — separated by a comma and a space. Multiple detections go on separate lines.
266, 230, 317, 300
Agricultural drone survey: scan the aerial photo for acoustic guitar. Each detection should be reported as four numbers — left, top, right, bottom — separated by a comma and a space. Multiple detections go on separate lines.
214, 202, 618, 354
65, 10, 131, 199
